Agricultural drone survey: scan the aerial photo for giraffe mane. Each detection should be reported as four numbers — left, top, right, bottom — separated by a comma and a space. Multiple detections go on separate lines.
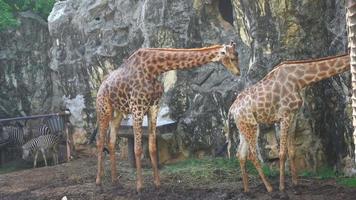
279, 53, 348, 65
263, 53, 349, 80
143, 45, 223, 52
124, 45, 223, 61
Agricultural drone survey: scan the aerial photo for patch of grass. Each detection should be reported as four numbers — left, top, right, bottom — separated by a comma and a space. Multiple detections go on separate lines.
162, 157, 240, 184
162, 157, 277, 186
299, 167, 336, 179
299, 167, 356, 188
337, 178, 356, 187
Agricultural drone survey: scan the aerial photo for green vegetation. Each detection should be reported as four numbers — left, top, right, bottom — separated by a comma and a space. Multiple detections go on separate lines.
299, 167, 336, 179
162, 157, 277, 185
0, 0, 55, 30
162, 158, 356, 188
338, 178, 356, 187
163, 157, 239, 183
299, 166, 356, 188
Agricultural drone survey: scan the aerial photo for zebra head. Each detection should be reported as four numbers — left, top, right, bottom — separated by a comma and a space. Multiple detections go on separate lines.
22, 146, 30, 160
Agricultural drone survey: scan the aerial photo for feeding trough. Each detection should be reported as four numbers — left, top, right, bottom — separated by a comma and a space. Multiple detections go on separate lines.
118, 106, 176, 167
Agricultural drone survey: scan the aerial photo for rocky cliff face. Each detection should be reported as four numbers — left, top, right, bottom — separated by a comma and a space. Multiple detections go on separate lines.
0, 11, 53, 117
0, 0, 354, 171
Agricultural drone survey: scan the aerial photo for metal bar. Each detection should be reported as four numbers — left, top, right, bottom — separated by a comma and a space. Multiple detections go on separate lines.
0, 111, 71, 123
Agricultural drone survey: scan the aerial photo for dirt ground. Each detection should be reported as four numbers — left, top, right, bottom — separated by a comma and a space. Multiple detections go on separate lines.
1, 156, 356, 200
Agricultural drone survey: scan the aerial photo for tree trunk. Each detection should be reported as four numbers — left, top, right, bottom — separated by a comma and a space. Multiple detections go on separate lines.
347, 0, 356, 162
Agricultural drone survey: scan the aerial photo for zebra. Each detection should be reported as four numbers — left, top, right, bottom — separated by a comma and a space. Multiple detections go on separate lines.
22, 134, 60, 168
31, 124, 51, 138
1, 123, 29, 146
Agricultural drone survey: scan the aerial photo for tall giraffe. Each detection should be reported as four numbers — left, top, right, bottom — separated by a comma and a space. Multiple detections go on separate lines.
95, 42, 240, 192
229, 54, 350, 192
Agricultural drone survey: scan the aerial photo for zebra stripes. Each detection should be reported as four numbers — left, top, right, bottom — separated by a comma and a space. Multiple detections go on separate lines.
44, 116, 65, 135
1, 125, 28, 146
31, 124, 51, 138
22, 134, 60, 168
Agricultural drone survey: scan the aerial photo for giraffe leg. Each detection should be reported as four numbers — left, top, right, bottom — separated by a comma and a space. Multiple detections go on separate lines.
109, 112, 123, 184
148, 105, 160, 189
279, 113, 294, 191
96, 103, 112, 185
133, 112, 144, 193
237, 134, 249, 192
238, 122, 273, 192
287, 115, 298, 186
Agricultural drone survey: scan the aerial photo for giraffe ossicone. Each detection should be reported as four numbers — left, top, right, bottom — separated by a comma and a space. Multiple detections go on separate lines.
95, 42, 240, 192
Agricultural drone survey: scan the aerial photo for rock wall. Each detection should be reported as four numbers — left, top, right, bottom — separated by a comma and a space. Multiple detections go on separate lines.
0, 11, 53, 117
0, 0, 354, 171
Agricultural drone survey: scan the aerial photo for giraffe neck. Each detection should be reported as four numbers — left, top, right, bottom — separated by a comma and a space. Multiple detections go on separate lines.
283, 54, 350, 89
128, 45, 223, 76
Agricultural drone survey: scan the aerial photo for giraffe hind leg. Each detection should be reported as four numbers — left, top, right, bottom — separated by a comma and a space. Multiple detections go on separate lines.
237, 134, 249, 193
95, 99, 112, 186
240, 123, 273, 192
109, 112, 123, 184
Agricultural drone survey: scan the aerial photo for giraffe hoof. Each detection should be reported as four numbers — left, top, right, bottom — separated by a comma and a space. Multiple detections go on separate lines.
154, 181, 160, 189
267, 186, 273, 193
95, 178, 101, 186
136, 185, 143, 194
279, 186, 285, 192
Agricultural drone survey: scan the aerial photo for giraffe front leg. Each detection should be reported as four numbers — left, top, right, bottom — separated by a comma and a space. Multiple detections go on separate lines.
109, 112, 123, 184
133, 113, 144, 193
148, 105, 160, 189
287, 118, 298, 186
279, 113, 294, 191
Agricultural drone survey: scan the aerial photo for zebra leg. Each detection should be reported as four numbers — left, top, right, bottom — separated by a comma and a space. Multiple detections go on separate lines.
41, 148, 48, 166
34, 150, 39, 168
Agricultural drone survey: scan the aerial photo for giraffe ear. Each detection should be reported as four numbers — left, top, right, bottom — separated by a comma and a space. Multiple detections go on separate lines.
230, 40, 236, 48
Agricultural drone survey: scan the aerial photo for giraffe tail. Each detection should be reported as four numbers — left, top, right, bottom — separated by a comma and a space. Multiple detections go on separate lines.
224, 106, 235, 159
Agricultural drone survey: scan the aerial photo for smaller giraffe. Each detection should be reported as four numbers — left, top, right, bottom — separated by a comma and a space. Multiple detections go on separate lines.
229, 54, 350, 192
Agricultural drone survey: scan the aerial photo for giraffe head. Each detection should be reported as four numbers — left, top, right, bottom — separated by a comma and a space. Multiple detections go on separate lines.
214, 41, 240, 76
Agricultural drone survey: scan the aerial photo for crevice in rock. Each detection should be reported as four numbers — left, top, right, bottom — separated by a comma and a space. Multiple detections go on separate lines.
218, 0, 234, 26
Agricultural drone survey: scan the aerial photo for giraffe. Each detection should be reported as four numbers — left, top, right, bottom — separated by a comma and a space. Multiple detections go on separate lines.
95, 42, 240, 192
229, 54, 350, 193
